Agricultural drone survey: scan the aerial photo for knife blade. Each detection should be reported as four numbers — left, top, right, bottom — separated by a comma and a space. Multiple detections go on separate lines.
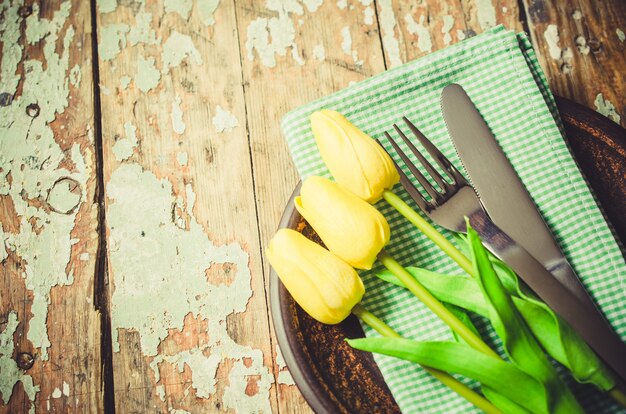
440, 83, 600, 315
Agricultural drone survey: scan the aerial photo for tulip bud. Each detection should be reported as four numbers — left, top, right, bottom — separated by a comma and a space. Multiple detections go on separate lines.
310, 110, 400, 203
267, 229, 365, 324
295, 176, 390, 270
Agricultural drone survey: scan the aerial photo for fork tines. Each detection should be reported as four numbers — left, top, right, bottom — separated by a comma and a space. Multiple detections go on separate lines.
378, 117, 467, 212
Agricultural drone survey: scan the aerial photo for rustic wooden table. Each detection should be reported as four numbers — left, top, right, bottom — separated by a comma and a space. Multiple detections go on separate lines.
0, 0, 624, 412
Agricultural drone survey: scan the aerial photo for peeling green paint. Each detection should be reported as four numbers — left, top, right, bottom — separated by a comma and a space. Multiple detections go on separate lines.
69, 64, 82, 87
120, 75, 132, 90
165, 0, 193, 19
176, 152, 188, 166
171, 95, 186, 134
212, 105, 238, 133
0, 0, 88, 365
47, 178, 82, 214
0, 224, 7, 262
135, 55, 160, 93
594, 93, 621, 124
99, 23, 130, 61
128, 12, 160, 46
0, 312, 39, 408
197, 0, 220, 26
112, 121, 139, 161
107, 164, 274, 408
161, 31, 203, 73
275, 345, 295, 385
97, 0, 118, 13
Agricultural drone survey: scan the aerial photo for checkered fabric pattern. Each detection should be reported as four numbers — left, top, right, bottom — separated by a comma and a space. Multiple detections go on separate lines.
280, 26, 626, 413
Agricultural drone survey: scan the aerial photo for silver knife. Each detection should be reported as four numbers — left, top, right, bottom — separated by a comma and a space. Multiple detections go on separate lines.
440, 83, 600, 315
440, 83, 626, 384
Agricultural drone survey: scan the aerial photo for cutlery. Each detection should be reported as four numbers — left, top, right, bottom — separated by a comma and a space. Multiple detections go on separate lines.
440, 83, 599, 315
380, 117, 626, 383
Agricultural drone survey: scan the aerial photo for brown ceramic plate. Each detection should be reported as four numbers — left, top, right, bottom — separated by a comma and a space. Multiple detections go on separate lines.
269, 97, 626, 414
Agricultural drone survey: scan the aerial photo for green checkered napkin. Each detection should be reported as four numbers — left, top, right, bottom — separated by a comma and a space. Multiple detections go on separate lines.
281, 26, 626, 413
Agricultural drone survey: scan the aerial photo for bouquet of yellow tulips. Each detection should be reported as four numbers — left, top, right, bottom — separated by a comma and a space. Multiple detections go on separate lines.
268, 110, 626, 413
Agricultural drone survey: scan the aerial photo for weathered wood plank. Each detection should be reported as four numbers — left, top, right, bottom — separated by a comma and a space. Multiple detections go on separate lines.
379, 0, 523, 66
234, 0, 387, 411
95, 0, 280, 412
520, 0, 626, 127
0, 0, 102, 412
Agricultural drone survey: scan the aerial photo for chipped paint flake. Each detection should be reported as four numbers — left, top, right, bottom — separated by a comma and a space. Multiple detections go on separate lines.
162, 31, 203, 73
340, 26, 362, 65
136, 55, 161, 93
594, 93, 621, 124
457, 29, 466, 41
245, 0, 318, 67
575, 36, 590, 55
0, 312, 39, 406
97, 0, 117, 13
112, 121, 139, 161
276, 345, 295, 385
572, 9, 582, 20
313, 44, 325, 61
475, 0, 496, 30
70, 64, 82, 88
442, 15, 454, 46
80, 252, 90, 261
1, 0, 89, 362
543, 24, 561, 60
107, 164, 274, 408
128, 12, 160, 46
99, 23, 130, 61
337, 0, 347, 9
165, 0, 193, 19
177, 152, 189, 166
378, 0, 402, 67
62, 381, 70, 396
120, 75, 132, 90
363, 6, 374, 25
197, 0, 221, 26
212, 105, 239, 133
51, 388, 62, 399
171, 96, 186, 135
302, 0, 323, 12
156, 384, 165, 401
405, 14, 432, 53
617, 29, 625, 43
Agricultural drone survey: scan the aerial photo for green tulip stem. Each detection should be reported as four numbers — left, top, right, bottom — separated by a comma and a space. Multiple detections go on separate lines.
377, 250, 499, 359
352, 304, 503, 414
609, 388, 626, 407
382, 190, 474, 277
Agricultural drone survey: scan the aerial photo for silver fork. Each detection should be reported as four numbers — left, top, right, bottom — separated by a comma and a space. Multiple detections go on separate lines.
380, 117, 626, 384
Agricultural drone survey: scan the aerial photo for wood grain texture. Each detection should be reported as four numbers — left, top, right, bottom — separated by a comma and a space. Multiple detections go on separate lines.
520, 0, 626, 127
0, 0, 102, 412
234, 0, 387, 411
96, 0, 279, 412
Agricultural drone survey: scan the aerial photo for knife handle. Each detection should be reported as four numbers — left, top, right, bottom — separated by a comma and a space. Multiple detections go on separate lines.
467, 209, 626, 385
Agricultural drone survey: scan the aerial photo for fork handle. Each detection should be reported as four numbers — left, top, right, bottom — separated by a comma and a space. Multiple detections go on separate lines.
466, 209, 626, 386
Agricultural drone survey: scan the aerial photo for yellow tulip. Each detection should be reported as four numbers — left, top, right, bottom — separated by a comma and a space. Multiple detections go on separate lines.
295, 176, 390, 270
311, 109, 400, 203
267, 229, 365, 324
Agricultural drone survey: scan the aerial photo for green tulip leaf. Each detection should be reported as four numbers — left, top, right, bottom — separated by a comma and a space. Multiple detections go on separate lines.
465, 222, 584, 414
346, 338, 548, 414
376, 253, 614, 391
